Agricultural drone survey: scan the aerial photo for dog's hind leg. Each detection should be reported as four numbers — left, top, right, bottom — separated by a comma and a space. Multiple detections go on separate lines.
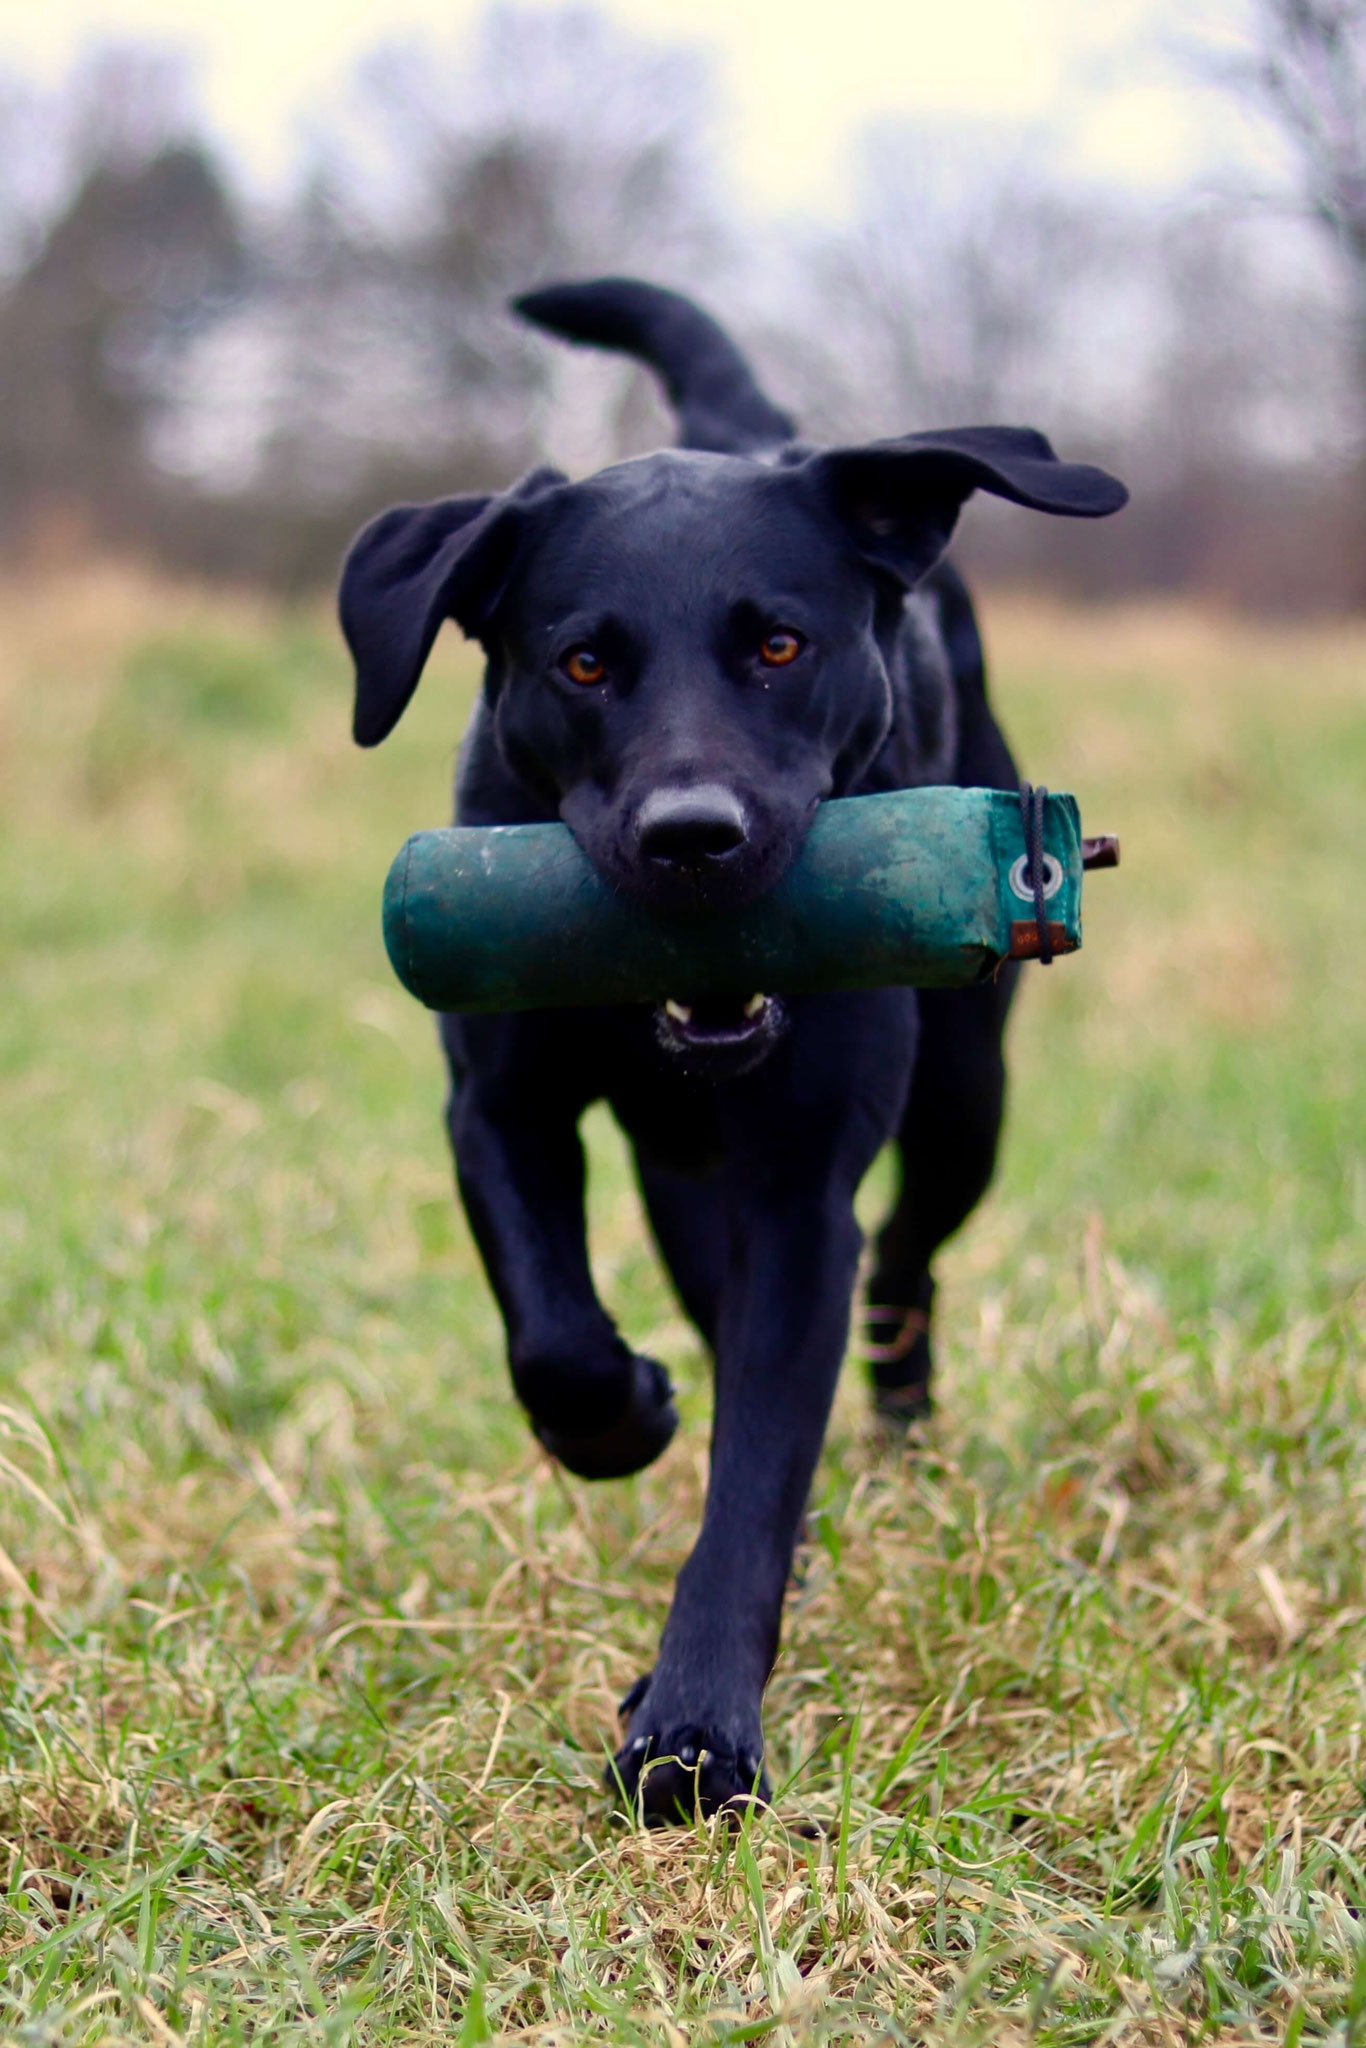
635, 1156, 728, 1351
863, 969, 1018, 1421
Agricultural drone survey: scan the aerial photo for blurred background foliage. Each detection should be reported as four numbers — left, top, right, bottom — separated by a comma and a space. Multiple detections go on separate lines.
0, 0, 1364, 608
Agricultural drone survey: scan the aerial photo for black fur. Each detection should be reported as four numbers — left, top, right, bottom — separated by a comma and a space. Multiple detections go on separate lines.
340, 278, 1127, 1822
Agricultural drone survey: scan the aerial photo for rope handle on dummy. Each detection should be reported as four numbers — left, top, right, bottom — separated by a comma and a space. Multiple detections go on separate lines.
1010, 782, 1120, 966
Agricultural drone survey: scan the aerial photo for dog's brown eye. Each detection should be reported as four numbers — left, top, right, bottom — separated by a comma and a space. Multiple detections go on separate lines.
561, 647, 606, 686
759, 630, 804, 668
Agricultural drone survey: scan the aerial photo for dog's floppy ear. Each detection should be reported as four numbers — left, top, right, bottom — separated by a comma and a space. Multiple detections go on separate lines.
341, 465, 566, 746
808, 426, 1128, 588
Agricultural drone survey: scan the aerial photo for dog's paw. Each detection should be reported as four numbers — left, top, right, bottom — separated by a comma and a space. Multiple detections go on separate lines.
872, 1378, 932, 1426
863, 1304, 933, 1429
610, 1723, 770, 1825
533, 1354, 678, 1480
608, 1677, 769, 1823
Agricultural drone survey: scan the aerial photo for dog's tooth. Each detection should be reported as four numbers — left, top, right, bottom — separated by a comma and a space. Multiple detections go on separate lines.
664, 999, 693, 1024
743, 993, 767, 1018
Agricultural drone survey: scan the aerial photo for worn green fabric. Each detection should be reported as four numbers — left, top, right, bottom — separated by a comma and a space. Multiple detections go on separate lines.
382, 786, 1084, 1014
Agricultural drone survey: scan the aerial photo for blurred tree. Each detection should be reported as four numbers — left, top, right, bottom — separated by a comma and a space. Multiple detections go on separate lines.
779, 116, 1354, 607
769, 129, 1144, 596
143, 4, 725, 584
1231, 2, 1366, 309
0, 47, 245, 555
803, 126, 1117, 438
331, 4, 724, 472
0, 73, 59, 277
1197, 0, 1366, 595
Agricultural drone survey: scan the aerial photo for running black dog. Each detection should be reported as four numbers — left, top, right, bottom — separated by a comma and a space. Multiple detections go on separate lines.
340, 279, 1126, 1821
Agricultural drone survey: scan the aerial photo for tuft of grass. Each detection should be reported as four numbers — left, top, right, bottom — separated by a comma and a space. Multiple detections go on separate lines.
0, 563, 1363, 2044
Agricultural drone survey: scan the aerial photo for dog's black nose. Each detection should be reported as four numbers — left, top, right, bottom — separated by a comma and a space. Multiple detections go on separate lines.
636, 784, 748, 866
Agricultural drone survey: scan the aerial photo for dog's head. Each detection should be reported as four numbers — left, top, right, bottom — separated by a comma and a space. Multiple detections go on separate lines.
343, 286, 1124, 1075
343, 427, 1124, 904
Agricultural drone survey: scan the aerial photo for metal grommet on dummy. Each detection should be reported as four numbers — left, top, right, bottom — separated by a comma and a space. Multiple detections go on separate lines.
1008, 851, 1063, 903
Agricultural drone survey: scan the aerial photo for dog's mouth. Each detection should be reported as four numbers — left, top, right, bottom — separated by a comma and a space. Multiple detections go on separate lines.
652, 991, 788, 1077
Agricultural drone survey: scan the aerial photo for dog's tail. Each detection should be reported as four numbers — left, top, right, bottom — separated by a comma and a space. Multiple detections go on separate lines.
512, 276, 796, 457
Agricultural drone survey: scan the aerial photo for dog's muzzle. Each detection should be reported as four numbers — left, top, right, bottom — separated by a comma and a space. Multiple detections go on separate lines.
634, 785, 790, 1072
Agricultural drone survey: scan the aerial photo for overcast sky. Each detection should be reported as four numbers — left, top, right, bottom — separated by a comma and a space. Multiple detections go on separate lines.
2, 0, 1266, 217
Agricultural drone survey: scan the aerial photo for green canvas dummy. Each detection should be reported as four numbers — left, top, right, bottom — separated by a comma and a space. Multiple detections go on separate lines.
382, 786, 1093, 1015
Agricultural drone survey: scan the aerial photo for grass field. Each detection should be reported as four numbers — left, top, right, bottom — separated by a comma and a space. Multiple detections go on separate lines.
1, 565, 1364, 2045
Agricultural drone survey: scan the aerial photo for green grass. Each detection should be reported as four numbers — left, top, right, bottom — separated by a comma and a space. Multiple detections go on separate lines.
0, 565, 1363, 2044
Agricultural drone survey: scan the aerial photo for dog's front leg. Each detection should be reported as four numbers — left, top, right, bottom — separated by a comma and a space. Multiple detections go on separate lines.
443, 1014, 678, 1481
615, 993, 915, 1821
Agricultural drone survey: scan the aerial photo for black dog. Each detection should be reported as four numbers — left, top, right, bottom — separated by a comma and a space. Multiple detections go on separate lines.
340, 279, 1126, 1822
